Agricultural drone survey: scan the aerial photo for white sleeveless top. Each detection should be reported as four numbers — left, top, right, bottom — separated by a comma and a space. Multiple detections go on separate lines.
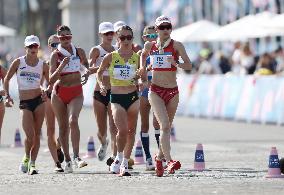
94, 45, 117, 76
17, 56, 43, 90
58, 43, 81, 74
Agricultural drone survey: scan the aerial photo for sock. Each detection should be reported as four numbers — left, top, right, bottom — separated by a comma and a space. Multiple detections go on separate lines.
73, 154, 79, 160
155, 129, 160, 147
140, 132, 151, 160
30, 160, 35, 165
122, 158, 129, 168
117, 152, 123, 162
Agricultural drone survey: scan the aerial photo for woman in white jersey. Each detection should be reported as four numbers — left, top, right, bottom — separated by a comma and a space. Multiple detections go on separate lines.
141, 16, 192, 177
4, 35, 49, 175
49, 25, 90, 173
45, 34, 64, 172
89, 22, 118, 165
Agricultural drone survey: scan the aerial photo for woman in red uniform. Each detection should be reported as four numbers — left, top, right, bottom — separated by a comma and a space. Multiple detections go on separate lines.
141, 16, 192, 177
49, 25, 90, 173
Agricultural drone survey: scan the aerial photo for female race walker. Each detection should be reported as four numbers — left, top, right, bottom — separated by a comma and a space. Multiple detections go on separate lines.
49, 25, 90, 173
97, 25, 146, 176
45, 34, 64, 172
137, 25, 160, 171
4, 35, 49, 175
89, 22, 117, 164
0, 64, 7, 145
141, 16, 192, 177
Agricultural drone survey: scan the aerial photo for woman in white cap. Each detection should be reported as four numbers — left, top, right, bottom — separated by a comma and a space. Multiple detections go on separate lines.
0, 63, 7, 145
97, 25, 146, 176
49, 25, 90, 173
140, 15, 192, 177
4, 35, 49, 175
45, 34, 64, 172
88, 22, 118, 165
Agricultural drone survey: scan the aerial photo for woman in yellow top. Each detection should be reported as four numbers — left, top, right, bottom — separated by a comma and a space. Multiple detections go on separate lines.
97, 25, 145, 176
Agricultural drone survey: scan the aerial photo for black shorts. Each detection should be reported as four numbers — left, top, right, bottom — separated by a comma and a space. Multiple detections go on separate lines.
110, 91, 139, 111
19, 95, 44, 112
93, 90, 111, 107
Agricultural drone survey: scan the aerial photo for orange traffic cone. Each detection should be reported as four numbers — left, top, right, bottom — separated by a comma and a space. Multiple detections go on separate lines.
266, 147, 284, 178
83, 136, 96, 158
190, 143, 207, 171
134, 140, 145, 165
11, 128, 23, 148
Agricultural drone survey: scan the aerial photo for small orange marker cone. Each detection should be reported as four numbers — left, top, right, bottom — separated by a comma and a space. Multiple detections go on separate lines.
83, 136, 96, 158
11, 128, 23, 148
134, 140, 145, 165
266, 147, 284, 178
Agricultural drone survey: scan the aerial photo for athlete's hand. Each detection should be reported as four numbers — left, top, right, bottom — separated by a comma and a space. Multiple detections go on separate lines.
0, 90, 6, 96
41, 90, 48, 102
138, 81, 147, 92
100, 85, 107, 96
81, 70, 90, 85
5, 95, 13, 107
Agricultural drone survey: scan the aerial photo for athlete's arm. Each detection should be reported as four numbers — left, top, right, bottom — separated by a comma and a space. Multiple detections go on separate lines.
4, 58, 19, 105
88, 47, 100, 74
139, 41, 152, 79
77, 48, 90, 85
49, 52, 69, 84
97, 53, 112, 95
173, 41, 192, 70
0, 66, 7, 96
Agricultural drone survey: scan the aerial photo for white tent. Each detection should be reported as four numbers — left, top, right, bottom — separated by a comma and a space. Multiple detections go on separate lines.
264, 13, 284, 29
207, 11, 280, 41
171, 20, 220, 42
0, 24, 16, 37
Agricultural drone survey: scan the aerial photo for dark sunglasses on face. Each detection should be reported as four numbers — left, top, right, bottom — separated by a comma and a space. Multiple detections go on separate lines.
103, 31, 114, 36
50, 42, 59, 48
145, 33, 158, 39
119, 35, 133, 41
158, 24, 172, 30
58, 35, 72, 41
27, 44, 39, 49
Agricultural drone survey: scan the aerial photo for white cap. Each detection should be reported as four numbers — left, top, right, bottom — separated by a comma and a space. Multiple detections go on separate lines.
114, 21, 127, 32
155, 15, 171, 26
24, 35, 40, 47
99, 22, 114, 34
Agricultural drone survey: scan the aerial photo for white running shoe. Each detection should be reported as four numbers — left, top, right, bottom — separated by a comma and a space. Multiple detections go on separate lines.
64, 161, 73, 173
74, 157, 88, 168
120, 159, 131, 176
110, 158, 121, 174
97, 139, 109, 161
146, 158, 155, 171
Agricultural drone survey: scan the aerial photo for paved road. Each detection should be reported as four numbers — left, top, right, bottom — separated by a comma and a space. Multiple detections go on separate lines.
0, 106, 284, 195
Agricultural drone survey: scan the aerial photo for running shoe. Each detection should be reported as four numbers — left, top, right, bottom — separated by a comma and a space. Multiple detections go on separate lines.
128, 158, 134, 170
97, 139, 109, 161
154, 154, 167, 168
19, 155, 29, 173
54, 162, 64, 173
119, 162, 131, 176
64, 161, 73, 173
155, 158, 164, 177
74, 157, 88, 168
57, 148, 64, 164
110, 159, 121, 174
166, 160, 181, 174
146, 158, 155, 171
28, 164, 38, 175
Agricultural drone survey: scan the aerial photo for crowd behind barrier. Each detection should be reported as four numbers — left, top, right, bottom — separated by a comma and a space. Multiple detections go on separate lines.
177, 73, 284, 125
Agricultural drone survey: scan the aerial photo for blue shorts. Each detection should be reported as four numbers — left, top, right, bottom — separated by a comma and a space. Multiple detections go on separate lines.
141, 87, 149, 99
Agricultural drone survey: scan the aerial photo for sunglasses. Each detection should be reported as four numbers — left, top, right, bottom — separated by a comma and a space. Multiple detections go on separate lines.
58, 35, 72, 41
50, 42, 59, 48
27, 44, 39, 49
103, 31, 114, 36
119, 35, 133, 41
158, 24, 172, 30
145, 33, 158, 39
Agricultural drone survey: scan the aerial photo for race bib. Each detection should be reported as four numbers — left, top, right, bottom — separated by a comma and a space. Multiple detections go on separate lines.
62, 56, 81, 72
113, 63, 136, 80
151, 54, 171, 69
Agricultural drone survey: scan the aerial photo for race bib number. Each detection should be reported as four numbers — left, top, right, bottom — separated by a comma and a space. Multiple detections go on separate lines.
151, 54, 171, 69
113, 64, 136, 80
62, 56, 81, 72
